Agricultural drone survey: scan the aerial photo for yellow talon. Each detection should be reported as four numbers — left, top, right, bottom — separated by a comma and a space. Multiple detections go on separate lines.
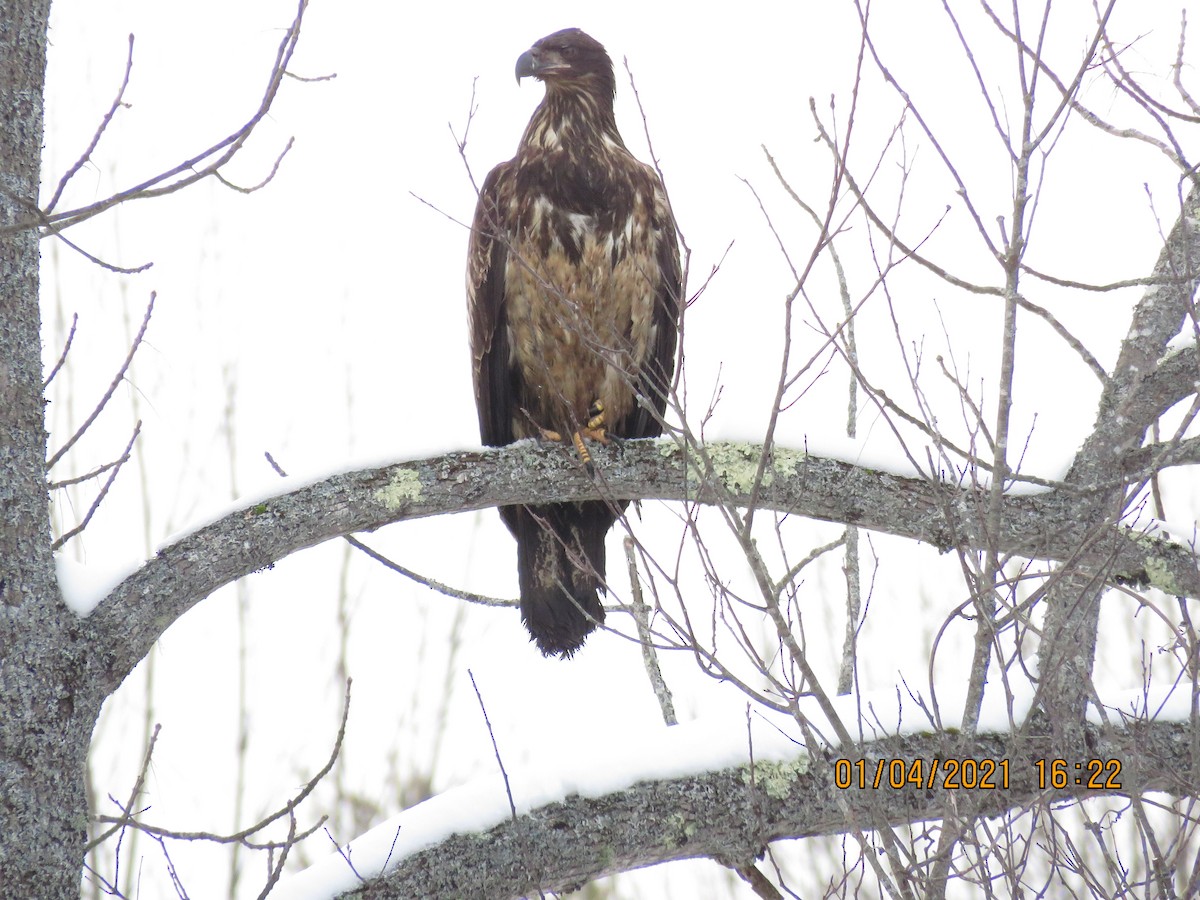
586, 400, 606, 432
583, 400, 610, 444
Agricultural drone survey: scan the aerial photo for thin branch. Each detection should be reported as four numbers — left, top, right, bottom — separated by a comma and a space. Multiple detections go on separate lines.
92, 679, 351, 848
624, 535, 677, 726
86, 723, 160, 854
810, 103, 1002, 297
1014, 294, 1109, 382
47, 292, 155, 470
47, 227, 153, 274
52, 421, 141, 551
284, 69, 338, 84
215, 136, 295, 194
45, 33, 136, 214
468, 670, 517, 822
449, 76, 482, 196
344, 535, 514, 608
42, 312, 78, 389
980, 0, 1191, 171
853, 0, 1002, 260
1173, 11, 1200, 117
48, 455, 130, 490
8, 0, 310, 239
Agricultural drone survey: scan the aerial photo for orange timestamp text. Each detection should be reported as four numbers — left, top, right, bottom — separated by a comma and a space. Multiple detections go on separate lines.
835, 757, 1010, 790
833, 757, 1125, 791
1033, 758, 1122, 790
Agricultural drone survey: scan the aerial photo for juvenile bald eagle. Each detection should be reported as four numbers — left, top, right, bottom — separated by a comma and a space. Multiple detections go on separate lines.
467, 28, 681, 657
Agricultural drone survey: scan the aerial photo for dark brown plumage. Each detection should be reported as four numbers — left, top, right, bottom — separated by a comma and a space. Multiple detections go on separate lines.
467, 28, 681, 657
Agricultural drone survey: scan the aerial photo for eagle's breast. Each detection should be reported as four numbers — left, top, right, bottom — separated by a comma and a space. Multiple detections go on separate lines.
503, 148, 659, 440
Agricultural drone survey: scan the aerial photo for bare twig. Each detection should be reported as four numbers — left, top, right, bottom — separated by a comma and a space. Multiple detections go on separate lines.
47, 293, 154, 470
91, 679, 351, 850
346, 534, 515, 608
88, 723, 160, 856
42, 311, 78, 389
52, 421, 141, 551
623, 535, 677, 726
215, 136, 295, 194
469, 670, 517, 822
48, 226, 153, 274
45, 34, 136, 214
10, 0, 311, 239
450, 76, 482, 195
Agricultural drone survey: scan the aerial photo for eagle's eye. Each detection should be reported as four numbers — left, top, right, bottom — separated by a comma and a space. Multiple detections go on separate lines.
559, 44, 577, 59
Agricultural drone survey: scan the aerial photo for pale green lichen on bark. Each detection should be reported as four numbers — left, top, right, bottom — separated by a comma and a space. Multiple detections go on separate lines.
656, 439, 702, 490
1128, 527, 1187, 595
709, 442, 807, 494
656, 438, 682, 460
740, 756, 810, 800
664, 812, 698, 849
657, 440, 807, 495
707, 443, 768, 492
770, 446, 806, 475
1143, 554, 1180, 595
375, 468, 423, 510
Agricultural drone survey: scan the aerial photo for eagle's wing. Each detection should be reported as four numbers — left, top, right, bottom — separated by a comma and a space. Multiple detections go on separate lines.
621, 170, 682, 442
467, 164, 515, 449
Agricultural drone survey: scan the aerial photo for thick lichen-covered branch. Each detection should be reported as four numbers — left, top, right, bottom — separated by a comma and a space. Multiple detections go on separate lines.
92, 438, 1200, 696
346, 721, 1197, 899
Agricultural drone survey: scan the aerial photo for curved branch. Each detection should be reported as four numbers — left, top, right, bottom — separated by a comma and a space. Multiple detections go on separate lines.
90, 439, 1200, 694
291, 721, 1196, 899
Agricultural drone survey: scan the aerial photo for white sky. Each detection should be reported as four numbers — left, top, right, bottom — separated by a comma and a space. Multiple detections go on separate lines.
38, 0, 1200, 896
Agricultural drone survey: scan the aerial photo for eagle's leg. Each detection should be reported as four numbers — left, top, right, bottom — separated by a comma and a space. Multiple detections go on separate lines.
571, 401, 627, 477
532, 413, 601, 475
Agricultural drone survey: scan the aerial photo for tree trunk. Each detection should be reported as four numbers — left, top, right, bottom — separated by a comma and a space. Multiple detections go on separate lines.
0, 1, 101, 894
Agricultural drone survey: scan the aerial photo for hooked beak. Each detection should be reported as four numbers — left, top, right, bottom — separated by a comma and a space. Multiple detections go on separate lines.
515, 47, 570, 83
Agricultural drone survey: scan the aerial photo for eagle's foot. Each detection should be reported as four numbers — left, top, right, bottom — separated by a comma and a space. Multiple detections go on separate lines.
586, 401, 607, 433
537, 426, 564, 442
581, 400, 612, 445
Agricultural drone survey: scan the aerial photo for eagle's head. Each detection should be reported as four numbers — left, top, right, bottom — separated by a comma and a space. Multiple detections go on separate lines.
515, 28, 615, 101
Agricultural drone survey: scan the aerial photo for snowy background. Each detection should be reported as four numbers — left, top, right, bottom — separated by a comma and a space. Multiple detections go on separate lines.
39, 0, 1197, 896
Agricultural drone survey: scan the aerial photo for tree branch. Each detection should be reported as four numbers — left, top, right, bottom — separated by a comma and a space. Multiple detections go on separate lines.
1069, 187, 1200, 486
329, 720, 1196, 899
90, 439, 1200, 695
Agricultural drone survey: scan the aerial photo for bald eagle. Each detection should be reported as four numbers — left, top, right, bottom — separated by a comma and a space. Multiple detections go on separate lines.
467, 28, 681, 657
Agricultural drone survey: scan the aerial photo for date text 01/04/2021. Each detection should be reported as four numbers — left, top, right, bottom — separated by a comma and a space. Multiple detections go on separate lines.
833, 758, 1124, 791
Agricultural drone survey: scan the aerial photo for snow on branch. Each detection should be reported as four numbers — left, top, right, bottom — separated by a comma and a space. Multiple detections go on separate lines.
278, 716, 1196, 899
88, 438, 1200, 695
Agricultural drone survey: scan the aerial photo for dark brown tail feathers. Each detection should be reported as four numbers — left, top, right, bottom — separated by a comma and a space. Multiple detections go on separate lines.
506, 502, 615, 657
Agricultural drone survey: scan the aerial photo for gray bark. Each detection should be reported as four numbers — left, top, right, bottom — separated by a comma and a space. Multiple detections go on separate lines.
348, 722, 1197, 899
0, 1, 106, 896
1038, 190, 1200, 744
